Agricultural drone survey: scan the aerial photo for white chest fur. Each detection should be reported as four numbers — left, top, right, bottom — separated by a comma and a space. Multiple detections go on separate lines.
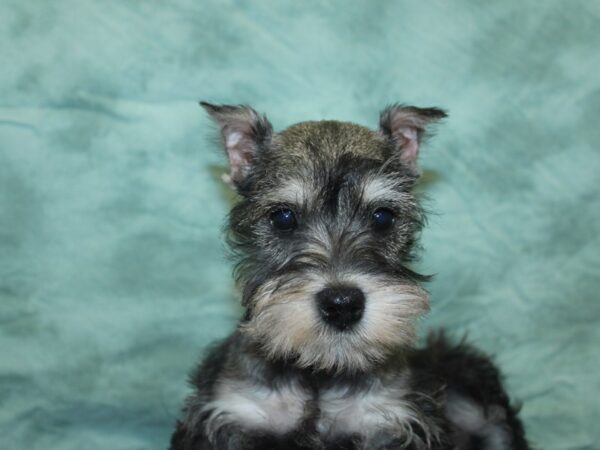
317, 380, 418, 437
202, 375, 418, 439
202, 378, 310, 433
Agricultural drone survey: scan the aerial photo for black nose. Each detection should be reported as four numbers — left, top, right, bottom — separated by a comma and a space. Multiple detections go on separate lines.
316, 286, 365, 331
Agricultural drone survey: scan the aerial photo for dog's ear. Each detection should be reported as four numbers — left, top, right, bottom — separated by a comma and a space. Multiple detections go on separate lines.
201, 102, 273, 188
379, 104, 447, 171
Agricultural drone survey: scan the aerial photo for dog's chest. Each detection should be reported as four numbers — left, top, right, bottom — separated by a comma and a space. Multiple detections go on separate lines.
204, 379, 310, 433
316, 383, 415, 436
206, 376, 415, 437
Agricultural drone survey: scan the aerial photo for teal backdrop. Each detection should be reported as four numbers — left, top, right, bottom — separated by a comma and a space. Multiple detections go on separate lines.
1, 1, 599, 449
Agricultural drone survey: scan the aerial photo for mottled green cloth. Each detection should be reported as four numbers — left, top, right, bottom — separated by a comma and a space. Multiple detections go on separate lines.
1, 1, 599, 449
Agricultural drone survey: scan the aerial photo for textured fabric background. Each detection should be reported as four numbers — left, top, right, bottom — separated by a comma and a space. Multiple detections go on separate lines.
1, 1, 599, 449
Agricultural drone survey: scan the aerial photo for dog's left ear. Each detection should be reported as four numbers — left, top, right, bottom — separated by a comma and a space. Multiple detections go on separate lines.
379, 104, 447, 171
200, 102, 273, 189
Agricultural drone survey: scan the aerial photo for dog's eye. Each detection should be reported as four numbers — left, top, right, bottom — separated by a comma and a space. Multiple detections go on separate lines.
270, 208, 297, 231
372, 208, 395, 231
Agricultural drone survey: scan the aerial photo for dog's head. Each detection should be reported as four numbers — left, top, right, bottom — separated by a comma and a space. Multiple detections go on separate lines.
202, 102, 446, 372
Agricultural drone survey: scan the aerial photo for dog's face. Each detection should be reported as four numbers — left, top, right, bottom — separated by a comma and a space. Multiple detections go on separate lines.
202, 103, 446, 372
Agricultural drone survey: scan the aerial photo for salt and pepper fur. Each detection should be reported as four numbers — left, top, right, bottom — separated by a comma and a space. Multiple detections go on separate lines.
169, 104, 530, 450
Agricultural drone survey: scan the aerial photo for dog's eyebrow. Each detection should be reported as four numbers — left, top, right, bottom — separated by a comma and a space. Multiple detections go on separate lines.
264, 178, 310, 206
360, 176, 410, 205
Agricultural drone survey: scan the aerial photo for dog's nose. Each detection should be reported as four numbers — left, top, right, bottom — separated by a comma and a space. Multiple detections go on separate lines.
316, 286, 365, 331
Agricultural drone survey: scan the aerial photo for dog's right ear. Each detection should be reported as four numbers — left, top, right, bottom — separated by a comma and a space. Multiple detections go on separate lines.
379, 104, 447, 173
200, 102, 273, 189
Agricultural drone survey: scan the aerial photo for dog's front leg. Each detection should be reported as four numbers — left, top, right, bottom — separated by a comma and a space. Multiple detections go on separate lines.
171, 417, 320, 450
170, 420, 286, 450
366, 430, 449, 450
209, 423, 284, 450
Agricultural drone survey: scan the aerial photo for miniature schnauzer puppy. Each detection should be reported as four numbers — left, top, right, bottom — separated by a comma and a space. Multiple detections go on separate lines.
169, 103, 530, 450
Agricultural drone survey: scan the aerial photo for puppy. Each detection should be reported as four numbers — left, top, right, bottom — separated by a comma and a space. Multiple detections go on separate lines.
169, 103, 530, 450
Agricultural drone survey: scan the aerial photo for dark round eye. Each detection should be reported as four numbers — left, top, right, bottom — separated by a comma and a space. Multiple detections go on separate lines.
372, 208, 395, 231
270, 208, 297, 231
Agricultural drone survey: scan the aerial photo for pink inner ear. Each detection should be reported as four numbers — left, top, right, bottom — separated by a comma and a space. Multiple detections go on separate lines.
396, 126, 419, 164
224, 130, 254, 183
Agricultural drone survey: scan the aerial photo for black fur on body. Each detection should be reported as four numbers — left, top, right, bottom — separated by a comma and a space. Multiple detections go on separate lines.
169, 103, 530, 450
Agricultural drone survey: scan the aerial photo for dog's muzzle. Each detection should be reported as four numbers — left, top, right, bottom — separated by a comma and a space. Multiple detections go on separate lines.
316, 286, 365, 331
